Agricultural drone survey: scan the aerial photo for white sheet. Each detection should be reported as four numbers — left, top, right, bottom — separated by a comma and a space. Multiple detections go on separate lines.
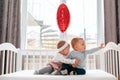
0, 70, 117, 80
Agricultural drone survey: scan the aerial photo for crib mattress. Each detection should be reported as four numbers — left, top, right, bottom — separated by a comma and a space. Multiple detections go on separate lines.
0, 70, 117, 80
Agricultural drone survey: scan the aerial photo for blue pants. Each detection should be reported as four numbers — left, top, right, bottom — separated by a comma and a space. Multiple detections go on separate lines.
61, 63, 86, 75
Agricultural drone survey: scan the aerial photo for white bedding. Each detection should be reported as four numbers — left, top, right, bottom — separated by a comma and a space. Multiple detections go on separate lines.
0, 70, 117, 80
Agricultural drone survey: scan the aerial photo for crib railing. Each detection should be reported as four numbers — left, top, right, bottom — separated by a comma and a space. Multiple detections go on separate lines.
20, 50, 57, 70
19, 42, 120, 79
20, 50, 97, 70
0, 43, 19, 75
93, 42, 120, 78
104, 50, 119, 77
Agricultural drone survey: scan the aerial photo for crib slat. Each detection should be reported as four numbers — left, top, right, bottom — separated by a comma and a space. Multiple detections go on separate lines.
108, 51, 110, 73
18, 50, 22, 71
111, 51, 114, 74
39, 51, 42, 69
13, 52, 15, 72
91, 55, 95, 69
109, 51, 111, 74
10, 51, 12, 73
112, 52, 115, 76
118, 53, 120, 74
26, 52, 28, 70
115, 52, 118, 78
105, 52, 107, 72
6, 51, 9, 74
110, 50, 113, 73
46, 52, 48, 65
100, 52, 105, 70
2, 51, 5, 74
109, 50, 112, 74
114, 51, 116, 77
106, 52, 108, 72
33, 52, 35, 69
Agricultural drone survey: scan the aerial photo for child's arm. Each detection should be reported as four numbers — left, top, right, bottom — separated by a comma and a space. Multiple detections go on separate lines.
67, 51, 80, 67
54, 53, 80, 64
85, 43, 104, 55
71, 58, 80, 68
60, 57, 79, 64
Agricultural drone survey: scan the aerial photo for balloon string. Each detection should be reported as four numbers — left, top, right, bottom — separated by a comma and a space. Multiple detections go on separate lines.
60, 31, 67, 41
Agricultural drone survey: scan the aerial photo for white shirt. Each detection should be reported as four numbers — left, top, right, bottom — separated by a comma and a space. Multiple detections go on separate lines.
52, 52, 75, 64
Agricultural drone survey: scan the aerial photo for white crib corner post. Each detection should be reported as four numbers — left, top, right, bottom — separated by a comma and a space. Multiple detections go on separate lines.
19, 49, 22, 71
99, 49, 105, 71
16, 48, 22, 71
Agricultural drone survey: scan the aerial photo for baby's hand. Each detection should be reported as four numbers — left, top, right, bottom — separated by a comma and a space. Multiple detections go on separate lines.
99, 43, 104, 49
72, 64, 77, 68
72, 58, 80, 68
75, 58, 80, 65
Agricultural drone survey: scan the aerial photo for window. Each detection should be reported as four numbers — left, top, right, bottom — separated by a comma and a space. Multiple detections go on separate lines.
21, 0, 104, 50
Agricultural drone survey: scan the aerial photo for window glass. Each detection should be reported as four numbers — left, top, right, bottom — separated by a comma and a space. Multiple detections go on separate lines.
26, 0, 98, 50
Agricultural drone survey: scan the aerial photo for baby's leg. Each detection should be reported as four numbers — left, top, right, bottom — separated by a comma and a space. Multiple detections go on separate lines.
51, 70, 61, 75
61, 63, 72, 75
74, 68, 86, 75
34, 66, 54, 74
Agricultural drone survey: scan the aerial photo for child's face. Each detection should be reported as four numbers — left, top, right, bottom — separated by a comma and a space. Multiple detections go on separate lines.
60, 45, 70, 56
74, 39, 86, 52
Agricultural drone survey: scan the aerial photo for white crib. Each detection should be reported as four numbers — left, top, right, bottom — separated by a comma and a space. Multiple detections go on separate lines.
0, 42, 119, 80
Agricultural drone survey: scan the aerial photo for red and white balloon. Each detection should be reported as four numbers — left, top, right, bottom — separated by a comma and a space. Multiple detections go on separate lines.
57, 3, 70, 33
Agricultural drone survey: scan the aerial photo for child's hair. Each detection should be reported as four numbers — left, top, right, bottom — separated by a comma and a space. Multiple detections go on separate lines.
71, 37, 83, 48
57, 40, 66, 49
